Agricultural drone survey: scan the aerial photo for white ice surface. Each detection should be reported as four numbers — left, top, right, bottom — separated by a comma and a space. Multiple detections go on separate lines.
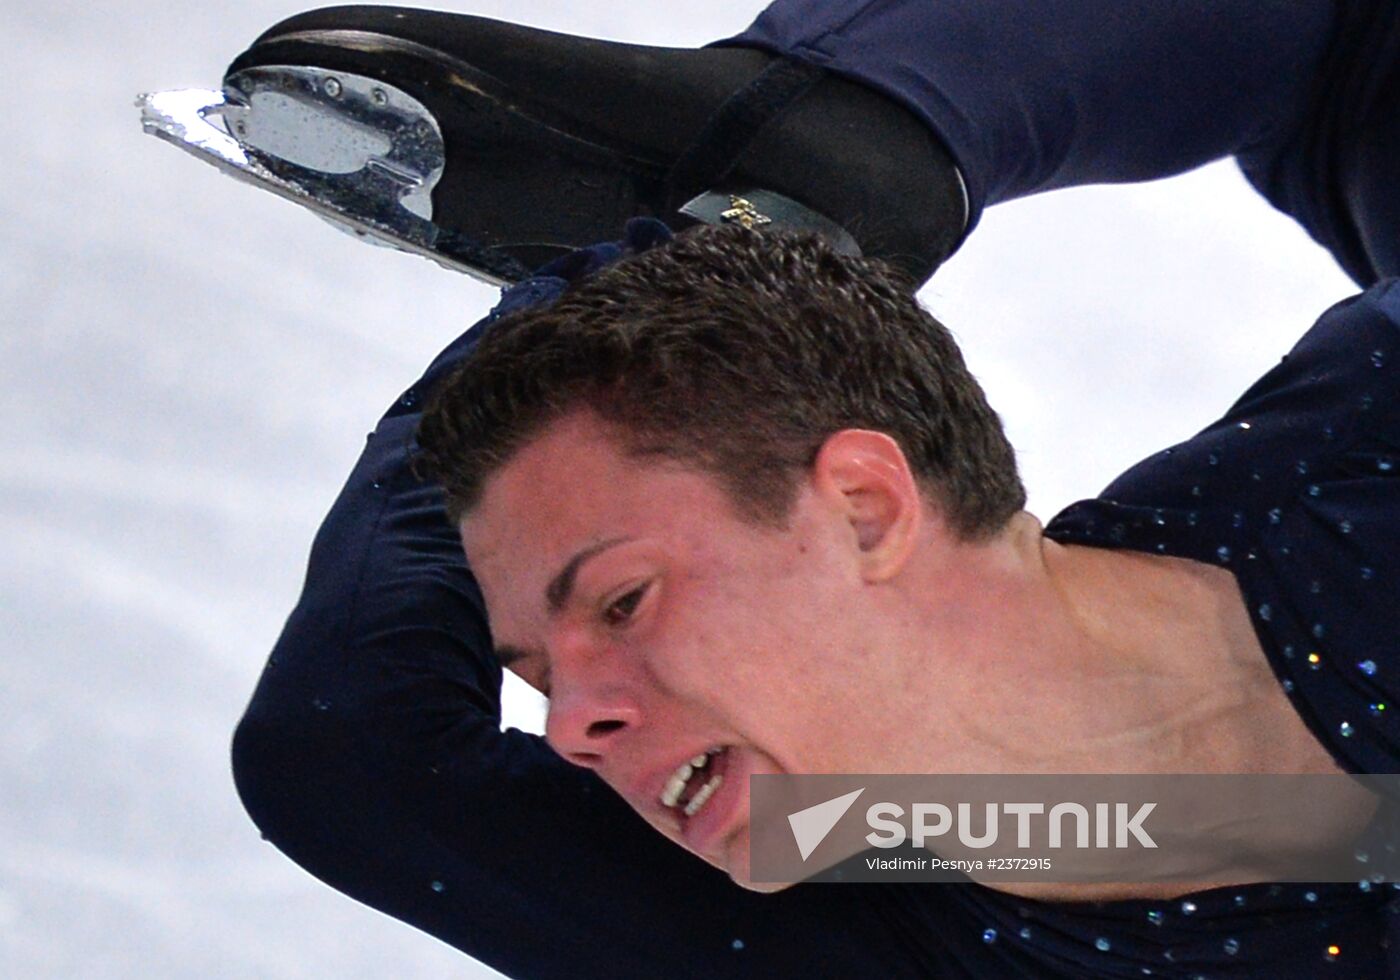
1, 0, 1357, 976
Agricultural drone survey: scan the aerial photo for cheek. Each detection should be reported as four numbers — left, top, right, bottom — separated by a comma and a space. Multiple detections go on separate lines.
626, 571, 770, 700
645, 534, 852, 707
688, 575, 819, 699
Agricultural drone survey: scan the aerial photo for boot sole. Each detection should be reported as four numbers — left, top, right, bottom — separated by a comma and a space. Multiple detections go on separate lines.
228, 28, 701, 276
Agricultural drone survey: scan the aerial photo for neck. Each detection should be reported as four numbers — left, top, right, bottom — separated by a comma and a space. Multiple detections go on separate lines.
872, 512, 1298, 776
857, 512, 1376, 902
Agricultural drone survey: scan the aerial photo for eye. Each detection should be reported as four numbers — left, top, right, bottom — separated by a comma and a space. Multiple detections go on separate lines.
602, 583, 648, 626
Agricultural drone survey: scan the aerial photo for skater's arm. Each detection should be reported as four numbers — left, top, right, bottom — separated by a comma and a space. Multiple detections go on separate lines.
230, 265, 912, 978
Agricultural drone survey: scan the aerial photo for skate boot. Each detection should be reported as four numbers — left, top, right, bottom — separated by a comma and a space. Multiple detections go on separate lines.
140, 5, 968, 286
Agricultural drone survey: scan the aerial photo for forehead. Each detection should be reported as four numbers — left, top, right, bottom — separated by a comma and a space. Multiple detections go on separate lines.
459, 411, 738, 593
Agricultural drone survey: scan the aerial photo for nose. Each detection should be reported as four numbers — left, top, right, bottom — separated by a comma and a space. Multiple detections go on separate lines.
545, 679, 642, 769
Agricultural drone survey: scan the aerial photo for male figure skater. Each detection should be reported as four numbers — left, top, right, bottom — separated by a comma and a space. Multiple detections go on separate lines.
229, 1, 1400, 976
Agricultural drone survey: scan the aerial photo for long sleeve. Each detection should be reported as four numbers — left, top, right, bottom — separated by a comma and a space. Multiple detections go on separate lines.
728, 0, 1400, 285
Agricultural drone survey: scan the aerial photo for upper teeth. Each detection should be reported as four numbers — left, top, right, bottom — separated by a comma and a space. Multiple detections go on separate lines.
660, 747, 723, 812
660, 766, 692, 807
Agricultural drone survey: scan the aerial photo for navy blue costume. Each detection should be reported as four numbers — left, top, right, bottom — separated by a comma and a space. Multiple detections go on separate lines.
232, 1, 1400, 976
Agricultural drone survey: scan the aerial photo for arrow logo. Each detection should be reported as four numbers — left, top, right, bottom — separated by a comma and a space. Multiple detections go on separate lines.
787, 788, 865, 861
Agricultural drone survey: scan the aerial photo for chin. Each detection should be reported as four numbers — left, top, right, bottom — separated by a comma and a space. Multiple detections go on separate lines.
731, 876, 795, 894
708, 828, 797, 894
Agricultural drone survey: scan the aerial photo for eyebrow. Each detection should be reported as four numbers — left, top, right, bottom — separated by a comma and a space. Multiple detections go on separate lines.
544, 537, 632, 614
493, 536, 634, 670
492, 643, 539, 670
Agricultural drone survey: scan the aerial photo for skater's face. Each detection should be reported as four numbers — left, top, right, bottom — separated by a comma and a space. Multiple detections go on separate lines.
461, 409, 924, 888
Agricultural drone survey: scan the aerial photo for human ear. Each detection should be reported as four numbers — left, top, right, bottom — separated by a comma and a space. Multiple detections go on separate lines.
811, 429, 921, 581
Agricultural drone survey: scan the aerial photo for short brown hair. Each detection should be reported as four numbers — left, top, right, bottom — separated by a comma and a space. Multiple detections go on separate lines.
417, 225, 1024, 538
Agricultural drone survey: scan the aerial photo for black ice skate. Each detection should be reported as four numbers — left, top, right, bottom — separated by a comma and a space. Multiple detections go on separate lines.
140, 5, 967, 286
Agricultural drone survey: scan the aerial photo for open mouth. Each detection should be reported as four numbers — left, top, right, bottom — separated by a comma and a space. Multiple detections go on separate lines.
659, 746, 730, 819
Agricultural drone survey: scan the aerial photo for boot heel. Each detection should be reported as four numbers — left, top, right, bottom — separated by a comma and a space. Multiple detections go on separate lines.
677, 189, 861, 256
223, 65, 450, 235
139, 65, 531, 284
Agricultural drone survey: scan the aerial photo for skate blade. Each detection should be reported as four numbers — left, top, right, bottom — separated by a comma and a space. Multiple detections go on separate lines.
137, 67, 507, 284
